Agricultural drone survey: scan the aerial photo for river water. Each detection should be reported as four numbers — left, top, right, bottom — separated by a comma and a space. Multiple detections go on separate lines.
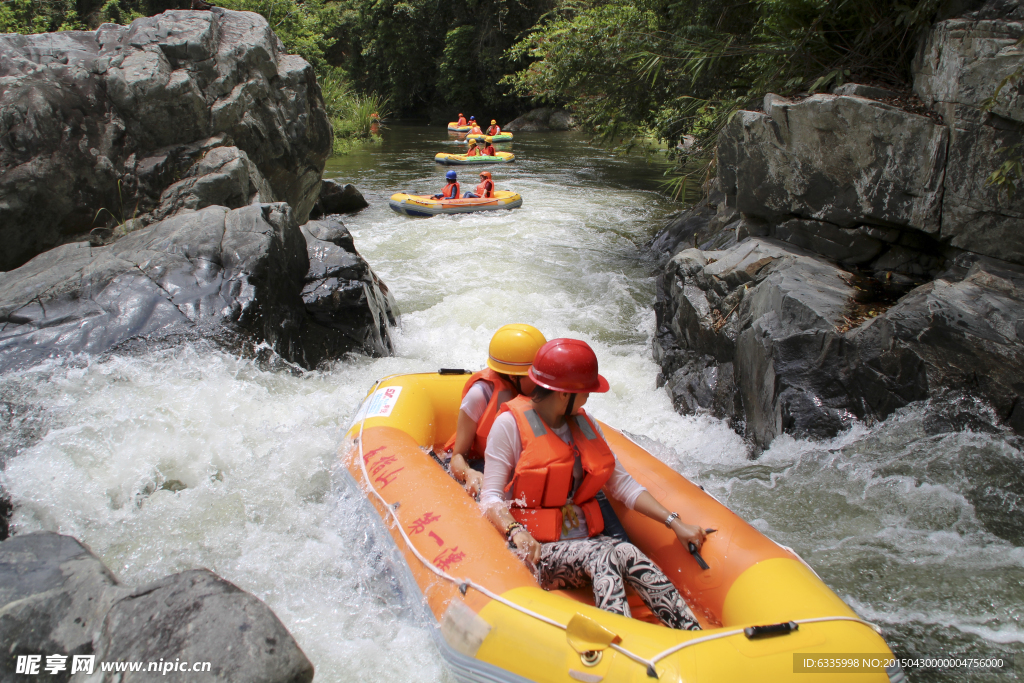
2, 124, 1021, 681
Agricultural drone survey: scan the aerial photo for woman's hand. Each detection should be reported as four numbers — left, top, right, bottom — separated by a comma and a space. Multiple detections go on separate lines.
511, 528, 542, 565
464, 469, 483, 497
672, 521, 706, 552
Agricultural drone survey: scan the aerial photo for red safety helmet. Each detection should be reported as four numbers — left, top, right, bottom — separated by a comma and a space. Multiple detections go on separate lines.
528, 339, 609, 393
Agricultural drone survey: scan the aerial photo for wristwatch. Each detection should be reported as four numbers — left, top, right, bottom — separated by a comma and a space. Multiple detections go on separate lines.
663, 512, 679, 527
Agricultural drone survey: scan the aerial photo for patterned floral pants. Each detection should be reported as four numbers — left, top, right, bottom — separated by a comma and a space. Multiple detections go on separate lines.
536, 536, 701, 630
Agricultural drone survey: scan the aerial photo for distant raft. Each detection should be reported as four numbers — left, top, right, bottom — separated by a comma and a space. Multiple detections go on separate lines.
389, 191, 522, 217
447, 122, 471, 132
434, 152, 515, 165
466, 132, 513, 142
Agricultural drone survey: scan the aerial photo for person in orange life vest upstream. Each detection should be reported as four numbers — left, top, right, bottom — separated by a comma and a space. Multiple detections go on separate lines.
487, 119, 501, 136
481, 141, 496, 156
457, 112, 467, 126
462, 171, 494, 199
433, 170, 460, 199
465, 139, 481, 157
444, 324, 547, 496
468, 117, 483, 135
480, 339, 706, 630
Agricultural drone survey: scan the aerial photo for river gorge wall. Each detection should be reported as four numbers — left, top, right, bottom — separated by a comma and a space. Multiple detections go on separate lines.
651, 3, 1024, 448
0, 9, 396, 373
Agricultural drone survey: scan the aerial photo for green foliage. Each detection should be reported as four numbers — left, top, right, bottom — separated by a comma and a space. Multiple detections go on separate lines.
0, 0, 84, 33
330, 0, 554, 115
986, 144, 1023, 200
99, 0, 144, 25
319, 66, 391, 154
982, 39, 1023, 198
215, 0, 343, 68
507, 0, 946, 201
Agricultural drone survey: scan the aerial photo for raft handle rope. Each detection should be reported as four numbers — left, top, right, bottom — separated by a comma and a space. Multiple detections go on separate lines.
355, 378, 884, 679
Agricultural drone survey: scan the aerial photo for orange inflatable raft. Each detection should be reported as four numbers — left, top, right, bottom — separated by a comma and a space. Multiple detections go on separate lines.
341, 372, 903, 683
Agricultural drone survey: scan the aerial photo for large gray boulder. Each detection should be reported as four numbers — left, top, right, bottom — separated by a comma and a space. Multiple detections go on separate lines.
0, 532, 313, 683
95, 570, 314, 683
0, 533, 125, 677
0, 204, 396, 373
0, 9, 332, 271
503, 107, 576, 132
654, 237, 1024, 447
310, 179, 368, 217
717, 93, 948, 234
913, 17, 1024, 265
655, 239, 867, 445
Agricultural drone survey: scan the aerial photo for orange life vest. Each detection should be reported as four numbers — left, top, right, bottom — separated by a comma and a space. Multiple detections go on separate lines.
469, 126, 483, 134
487, 125, 501, 135
443, 369, 518, 459
442, 182, 460, 199
466, 147, 480, 156
475, 179, 494, 198
457, 116, 467, 126
502, 395, 615, 542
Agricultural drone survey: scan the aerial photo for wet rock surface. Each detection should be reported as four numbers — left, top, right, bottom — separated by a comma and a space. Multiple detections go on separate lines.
652, 9, 1024, 447
0, 532, 313, 683
503, 107, 576, 132
0, 9, 331, 272
0, 205, 396, 373
310, 180, 369, 217
95, 570, 314, 683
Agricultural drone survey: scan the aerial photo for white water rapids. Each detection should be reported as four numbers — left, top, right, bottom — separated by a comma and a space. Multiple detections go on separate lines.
2, 126, 1021, 682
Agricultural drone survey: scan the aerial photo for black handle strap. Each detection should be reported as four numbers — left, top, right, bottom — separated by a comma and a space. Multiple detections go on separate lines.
743, 621, 799, 639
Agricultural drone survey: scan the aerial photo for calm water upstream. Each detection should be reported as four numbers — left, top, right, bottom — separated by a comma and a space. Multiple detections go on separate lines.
2, 124, 1021, 681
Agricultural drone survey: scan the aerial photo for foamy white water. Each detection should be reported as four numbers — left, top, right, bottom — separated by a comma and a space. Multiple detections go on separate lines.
2, 126, 1020, 682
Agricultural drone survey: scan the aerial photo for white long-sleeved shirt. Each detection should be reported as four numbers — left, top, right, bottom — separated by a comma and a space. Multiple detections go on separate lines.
479, 411, 646, 521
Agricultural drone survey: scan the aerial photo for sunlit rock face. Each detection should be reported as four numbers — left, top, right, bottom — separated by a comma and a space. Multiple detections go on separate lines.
0, 205, 397, 373
652, 7, 1024, 446
0, 9, 332, 272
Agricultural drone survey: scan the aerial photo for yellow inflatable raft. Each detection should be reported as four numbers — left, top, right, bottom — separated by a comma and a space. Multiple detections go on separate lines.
448, 122, 472, 132
389, 191, 522, 216
435, 152, 515, 165
342, 372, 903, 683
467, 132, 514, 142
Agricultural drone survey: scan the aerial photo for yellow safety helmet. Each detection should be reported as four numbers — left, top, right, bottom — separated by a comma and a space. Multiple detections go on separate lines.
487, 324, 547, 375
468, 139, 478, 145
491, 119, 497, 125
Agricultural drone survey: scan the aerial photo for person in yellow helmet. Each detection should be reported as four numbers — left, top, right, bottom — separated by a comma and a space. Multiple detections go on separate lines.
465, 138, 481, 157
442, 324, 547, 496
486, 119, 501, 136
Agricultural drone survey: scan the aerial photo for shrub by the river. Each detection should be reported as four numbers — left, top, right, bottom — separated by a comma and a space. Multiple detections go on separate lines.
506, 0, 948, 195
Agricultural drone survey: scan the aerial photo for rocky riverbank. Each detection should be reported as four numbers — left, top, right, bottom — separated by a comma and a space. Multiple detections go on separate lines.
1, 531, 314, 682
0, 9, 396, 373
651, 4, 1024, 448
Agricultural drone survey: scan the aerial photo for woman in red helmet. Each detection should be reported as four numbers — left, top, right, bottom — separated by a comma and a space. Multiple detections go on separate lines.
480, 338, 705, 630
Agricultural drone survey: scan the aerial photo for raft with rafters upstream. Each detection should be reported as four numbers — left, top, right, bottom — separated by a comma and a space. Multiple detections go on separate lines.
435, 152, 515, 165
466, 132, 513, 142
341, 371, 903, 683
448, 122, 472, 132
388, 191, 522, 216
